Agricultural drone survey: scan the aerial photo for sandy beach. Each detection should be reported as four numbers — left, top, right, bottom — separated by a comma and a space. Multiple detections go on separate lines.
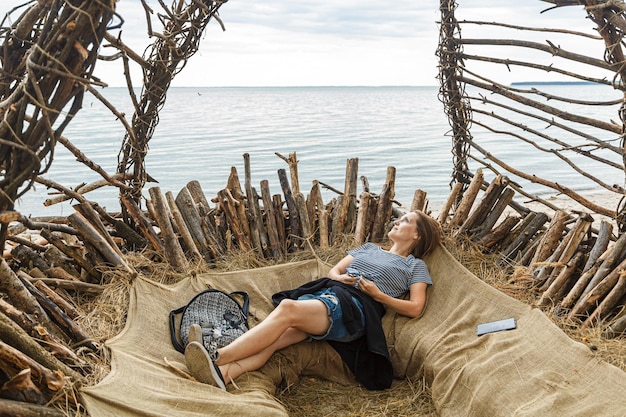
511, 190, 624, 231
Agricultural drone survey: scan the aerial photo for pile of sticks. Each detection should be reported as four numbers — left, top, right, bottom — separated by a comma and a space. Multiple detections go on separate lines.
439, 168, 626, 338
1, 155, 625, 415
116, 154, 402, 268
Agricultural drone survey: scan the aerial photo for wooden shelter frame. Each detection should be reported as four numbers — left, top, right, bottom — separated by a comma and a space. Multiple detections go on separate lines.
438, 0, 626, 230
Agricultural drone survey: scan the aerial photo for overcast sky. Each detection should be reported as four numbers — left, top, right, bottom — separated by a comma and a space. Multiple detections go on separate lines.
2, 1, 595, 87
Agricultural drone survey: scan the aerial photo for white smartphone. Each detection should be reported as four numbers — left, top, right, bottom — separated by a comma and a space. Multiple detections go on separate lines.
477, 318, 517, 336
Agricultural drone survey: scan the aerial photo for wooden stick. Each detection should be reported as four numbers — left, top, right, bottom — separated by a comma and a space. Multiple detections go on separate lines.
500, 212, 548, 265
318, 209, 330, 249
605, 314, 626, 338
24, 277, 103, 296
307, 181, 322, 236
471, 187, 515, 240
251, 187, 270, 256
495, 210, 537, 254
330, 195, 344, 246
411, 189, 428, 212
295, 193, 312, 245
17, 273, 97, 351
42, 246, 80, 279
561, 223, 613, 309
584, 273, 626, 327
529, 210, 568, 270
11, 244, 50, 272
1, 368, 46, 404
450, 168, 483, 227
233, 187, 252, 245
0, 340, 66, 394
148, 187, 188, 270
226, 167, 246, 202
342, 158, 359, 234
165, 191, 202, 263
275, 151, 300, 195
67, 212, 133, 272
43, 174, 132, 206
5, 234, 47, 253
582, 220, 613, 274
273, 194, 287, 252
0, 298, 36, 335
0, 259, 56, 336
475, 215, 520, 249
519, 237, 542, 267
145, 200, 158, 229
243, 153, 263, 255
44, 267, 78, 283
533, 216, 581, 285
260, 180, 283, 260
278, 168, 302, 245
0, 398, 66, 417
121, 194, 165, 258
561, 262, 602, 310
438, 182, 463, 225
569, 255, 626, 318
355, 191, 371, 245
32, 324, 88, 369
73, 202, 124, 259
0, 211, 20, 223
33, 280, 79, 319
538, 251, 585, 307
39, 229, 100, 283
306, 182, 322, 244
540, 214, 593, 291
186, 180, 212, 212
579, 228, 626, 300
218, 189, 252, 252
371, 167, 396, 242
458, 175, 507, 236
0, 310, 80, 381
175, 187, 213, 260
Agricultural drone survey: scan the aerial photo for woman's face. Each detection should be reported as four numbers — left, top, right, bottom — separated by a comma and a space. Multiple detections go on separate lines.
388, 212, 419, 244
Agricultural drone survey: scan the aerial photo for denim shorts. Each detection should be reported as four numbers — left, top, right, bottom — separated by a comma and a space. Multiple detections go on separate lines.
297, 288, 365, 342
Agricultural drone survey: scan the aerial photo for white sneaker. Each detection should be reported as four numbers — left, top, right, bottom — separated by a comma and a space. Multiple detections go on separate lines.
184, 341, 226, 390
188, 323, 203, 345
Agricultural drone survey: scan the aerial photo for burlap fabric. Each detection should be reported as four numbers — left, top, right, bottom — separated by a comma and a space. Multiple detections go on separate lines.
81, 246, 626, 417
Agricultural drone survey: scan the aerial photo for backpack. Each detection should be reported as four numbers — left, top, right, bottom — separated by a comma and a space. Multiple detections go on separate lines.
169, 289, 250, 356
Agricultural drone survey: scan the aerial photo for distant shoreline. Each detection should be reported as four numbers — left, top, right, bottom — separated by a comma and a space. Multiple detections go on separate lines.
510, 81, 597, 86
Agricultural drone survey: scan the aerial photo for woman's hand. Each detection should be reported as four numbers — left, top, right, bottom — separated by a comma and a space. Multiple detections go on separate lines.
356, 277, 383, 300
336, 273, 359, 286
328, 254, 356, 284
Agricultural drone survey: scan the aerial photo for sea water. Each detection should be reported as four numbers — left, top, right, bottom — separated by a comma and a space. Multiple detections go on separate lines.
14, 85, 623, 217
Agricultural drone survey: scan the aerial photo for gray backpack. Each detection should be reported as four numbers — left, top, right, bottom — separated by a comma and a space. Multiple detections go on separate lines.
169, 289, 249, 356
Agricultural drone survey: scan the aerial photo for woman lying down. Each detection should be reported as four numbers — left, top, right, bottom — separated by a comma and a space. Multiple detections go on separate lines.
185, 210, 442, 390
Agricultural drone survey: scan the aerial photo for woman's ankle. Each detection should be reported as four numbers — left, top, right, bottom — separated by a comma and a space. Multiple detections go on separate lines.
223, 361, 244, 382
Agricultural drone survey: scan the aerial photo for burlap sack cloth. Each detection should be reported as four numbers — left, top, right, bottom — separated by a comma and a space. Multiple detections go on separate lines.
81, 246, 626, 416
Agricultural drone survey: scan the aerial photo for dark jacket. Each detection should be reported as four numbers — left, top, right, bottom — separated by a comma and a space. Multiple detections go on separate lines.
271, 278, 393, 390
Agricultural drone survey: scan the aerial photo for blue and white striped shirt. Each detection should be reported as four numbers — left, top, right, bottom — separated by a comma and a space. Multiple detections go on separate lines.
346, 243, 432, 298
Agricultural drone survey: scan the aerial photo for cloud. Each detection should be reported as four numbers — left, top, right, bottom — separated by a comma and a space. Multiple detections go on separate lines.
0, 1, 603, 87
219, 1, 437, 38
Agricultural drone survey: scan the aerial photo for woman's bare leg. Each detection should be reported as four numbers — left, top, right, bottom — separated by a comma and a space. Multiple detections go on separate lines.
216, 299, 329, 366
220, 327, 308, 381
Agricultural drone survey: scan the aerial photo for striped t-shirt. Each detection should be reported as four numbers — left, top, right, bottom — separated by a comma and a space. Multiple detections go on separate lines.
346, 243, 432, 298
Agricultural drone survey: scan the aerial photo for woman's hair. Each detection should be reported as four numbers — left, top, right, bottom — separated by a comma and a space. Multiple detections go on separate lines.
411, 211, 442, 258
